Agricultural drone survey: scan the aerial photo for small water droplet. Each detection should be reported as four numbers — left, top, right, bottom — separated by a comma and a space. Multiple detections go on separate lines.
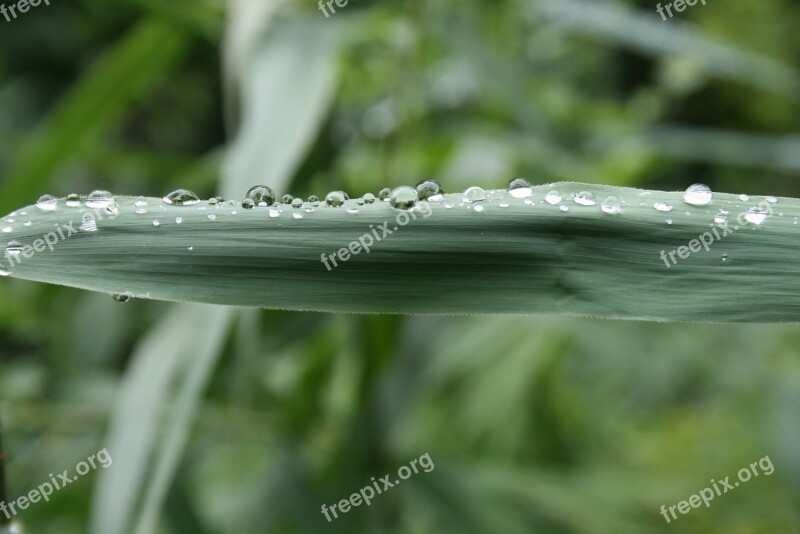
363, 193, 376, 204
443, 202, 454, 209
307, 195, 319, 203
152, 220, 160, 227
378, 188, 392, 201
573, 191, 596, 206
23, 221, 31, 227
36, 194, 57, 211
86, 190, 114, 209
208, 214, 217, 221
738, 194, 749, 202
390, 186, 418, 209
346, 207, 359, 214
292, 198, 304, 208
499, 202, 510, 208
1, 226, 11, 234
507, 177, 532, 199
5, 240, 22, 256
545, 190, 562, 205
473, 204, 485, 213
80, 218, 98, 232
601, 195, 621, 214
0, 265, 9, 277
112, 293, 131, 303
559, 205, 569, 212
683, 184, 712, 206
293, 212, 303, 219
765, 196, 778, 204
242, 198, 255, 209
666, 218, 673, 225
713, 210, 728, 224
163, 189, 200, 206
66, 193, 81, 207
269, 209, 280, 218
105, 202, 118, 217
175, 217, 183, 224
188, 246, 194, 251
721, 254, 729, 264
416, 179, 444, 201
246, 185, 276, 207
653, 201, 673, 212
326, 191, 348, 207
463, 186, 487, 203
744, 207, 767, 225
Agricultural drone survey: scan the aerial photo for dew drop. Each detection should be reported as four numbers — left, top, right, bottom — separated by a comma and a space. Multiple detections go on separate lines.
744, 207, 767, 225
463, 186, 487, 203
653, 201, 673, 212
175, 217, 183, 224
390, 186, 418, 210
721, 254, 729, 264
36, 194, 58, 211
378, 188, 392, 201
765, 196, 778, 204
713, 210, 728, 224
152, 220, 160, 227
242, 198, 255, 209
416, 180, 444, 201
559, 205, 569, 212
601, 195, 622, 214
66, 193, 81, 207
5, 240, 22, 256
293, 212, 303, 219
269, 209, 280, 218
0, 266, 9, 277
80, 218, 98, 232
281, 194, 293, 204
308, 195, 319, 203
666, 218, 673, 225
683, 184, 712, 206
134, 197, 148, 208
738, 194, 749, 202
326, 191, 349, 207
443, 202, 454, 209
473, 204, 485, 213
1, 226, 11, 234
363, 193, 376, 204
499, 202, 510, 208
208, 214, 217, 221
86, 190, 114, 209
112, 293, 131, 303
188, 246, 194, 251
573, 191, 596, 206
163, 189, 200, 206
292, 198, 304, 208
545, 190, 562, 205
507, 177, 532, 199
246, 185, 276, 207
346, 207, 359, 214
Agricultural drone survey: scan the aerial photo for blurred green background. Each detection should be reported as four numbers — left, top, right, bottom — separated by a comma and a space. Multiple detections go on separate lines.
1, 0, 799, 532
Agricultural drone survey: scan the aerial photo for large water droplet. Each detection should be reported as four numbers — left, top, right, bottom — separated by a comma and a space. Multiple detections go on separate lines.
86, 190, 114, 209
744, 207, 767, 225
463, 186, 486, 203
573, 191, 596, 206
246, 185, 276, 207
390, 186, 418, 210
5, 240, 22, 256
544, 190, 562, 205
683, 184, 712, 206
601, 195, 621, 214
507, 177, 532, 199
653, 201, 673, 212
163, 189, 200, 206
326, 191, 349, 207
416, 180, 443, 201
36, 194, 57, 211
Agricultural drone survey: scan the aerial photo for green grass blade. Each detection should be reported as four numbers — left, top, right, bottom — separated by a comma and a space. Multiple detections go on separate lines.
2, 182, 797, 322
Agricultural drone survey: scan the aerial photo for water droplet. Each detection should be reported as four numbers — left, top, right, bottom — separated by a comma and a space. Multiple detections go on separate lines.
269, 209, 280, 218
208, 214, 217, 221
363, 193, 376, 204
152, 220, 160, 227
524, 199, 533, 205
112, 293, 131, 303
242, 198, 255, 209
80, 218, 98, 232
293, 212, 303, 219
545, 190, 562, 205
66, 193, 81, 207
246, 185, 276, 207
325, 191, 348, 207
416, 179, 444, 201
443, 202, 454, 209
308, 195, 319, 203
291, 198, 304, 208
105, 202, 118, 217
463, 186, 486, 203
721, 254, 729, 264
135, 208, 147, 215
738, 194, 749, 202
346, 207, 359, 214
573, 191, 596, 206
5, 240, 22, 256
473, 204, 485, 213
601, 195, 621, 214
188, 246, 194, 251
499, 202, 510, 208
666, 218, 673, 225
653, 201, 673, 212
175, 217, 183, 224
744, 207, 767, 225
134, 197, 148, 208
378, 188, 392, 201
163, 189, 200, 206
36, 194, 57, 211
507, 177, 532, 199
683, 184, 712, 206
765, 196, 778, 204
1, 226, 11, 234
390, 186, 418, 209
0, 265, 9, 277
86, 190, 114, 209
559, 205, 569, 212
23, 221, 31, 227
713, 210, 728, 224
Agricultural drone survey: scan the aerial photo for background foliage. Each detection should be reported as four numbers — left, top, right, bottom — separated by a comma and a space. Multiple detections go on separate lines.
1, 0, 799, 532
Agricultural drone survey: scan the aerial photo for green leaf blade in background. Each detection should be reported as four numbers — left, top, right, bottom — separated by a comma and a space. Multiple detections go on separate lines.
2, 182, 797, 321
